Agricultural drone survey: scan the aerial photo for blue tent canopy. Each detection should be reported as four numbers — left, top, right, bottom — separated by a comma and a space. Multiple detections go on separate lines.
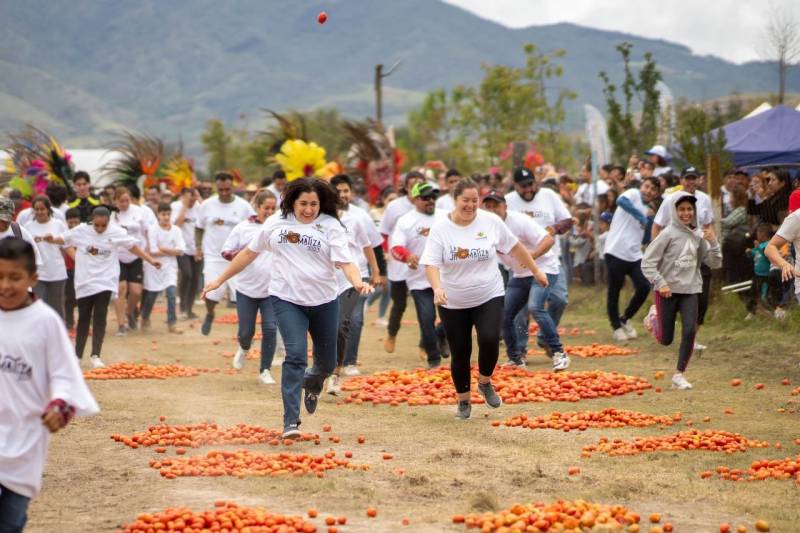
724, 105, 800, 167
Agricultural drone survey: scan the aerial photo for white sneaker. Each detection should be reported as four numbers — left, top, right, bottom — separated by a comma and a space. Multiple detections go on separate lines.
774, 307, 788, 321
612, 328, 629, 342
326, 374, 342, 395
693, 342, 707, 352
552, 352, 570, 372
232, 347, 247, 370
671, 373, 693, 390
620, 320, 637, 339
374, 317, 389, 327
343, 365, 361, 376
259, 369, 276, 385
90, 355, 106, 369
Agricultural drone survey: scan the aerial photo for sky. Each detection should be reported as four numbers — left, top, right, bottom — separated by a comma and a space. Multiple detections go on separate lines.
443, 0, 797, 64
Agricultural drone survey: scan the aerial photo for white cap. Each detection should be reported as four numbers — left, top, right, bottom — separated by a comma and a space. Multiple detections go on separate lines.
644, 144, 670, 160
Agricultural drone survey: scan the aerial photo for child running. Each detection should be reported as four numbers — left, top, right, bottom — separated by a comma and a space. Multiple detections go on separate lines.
641, 193, 721, 390
0, 238, 99, 532
23, 196, 69, 319
140, 203, 186, 334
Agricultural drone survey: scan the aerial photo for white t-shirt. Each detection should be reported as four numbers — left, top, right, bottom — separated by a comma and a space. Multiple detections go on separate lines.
379, 196, 415, 281
348, 204, 383, 249
574, 180, 609, 206
197, 196, 255, 262
604, 188, 648, 262
170, 200, 201, 255
337, 210, 371, 294
267, 183, 283, 201
223, 218, 271, 299
248, 213, 352, 306
0, 224, 43, 267
16, 207, 66, 226
23, 219, 68, 281
435, 194, 455, 213
391, 209, 443, 291
143, 224, 185, 292
498, 210, 558, 276
0, 300, 99, 498
420, 210, 518, 309
654, 189, 714, 228
113, 204, 150, 264
776, 211, 800, 294
505, 188, 571, 257
62, 224, 138, 298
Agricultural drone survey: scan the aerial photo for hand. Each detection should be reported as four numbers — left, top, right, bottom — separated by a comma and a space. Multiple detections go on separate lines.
377, 275, 388, 288
702, 227, 717, 243
534, 270, 549, 288
42, 234, 55, 243
355, 282, 374, 296
201, 279, 222, 299
194, 250, 203, 261
41, 410, 63, 433
658, 285, 672, 298
407, 254, 419, 270
151, 260, 162, 270
546, 226, 555, 236
780, 261, 798, 282
433, 287, 448, 306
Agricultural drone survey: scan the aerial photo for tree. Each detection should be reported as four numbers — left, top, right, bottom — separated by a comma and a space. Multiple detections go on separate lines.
599, 42, 662, 162
761, 4, 800, 104
672, 98, 745, 171
200, 119, 231, 176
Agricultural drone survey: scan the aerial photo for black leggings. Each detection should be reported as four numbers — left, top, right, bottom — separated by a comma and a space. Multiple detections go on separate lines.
177, 254, 202, 315
336, 287, 362, 367
698, 264, 712, 325
604, 254, 651, 329
76, 290, 112, 359
438, 296, 504, 394
387, 280, 408, 337
654, 292, 698, 373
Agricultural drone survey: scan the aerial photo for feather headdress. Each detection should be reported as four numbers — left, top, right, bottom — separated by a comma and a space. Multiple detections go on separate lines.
261, 109, 308, 155
1, 125, 75, 197
343, 119, 403, 203
275, 139, 327, 182
102, 131, 164, 189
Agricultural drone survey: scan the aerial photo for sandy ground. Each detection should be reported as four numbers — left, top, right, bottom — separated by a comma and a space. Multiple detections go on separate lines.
24, 287, 800, 532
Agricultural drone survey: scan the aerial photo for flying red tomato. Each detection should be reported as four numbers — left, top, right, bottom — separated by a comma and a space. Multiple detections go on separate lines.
317, 11, 328, 24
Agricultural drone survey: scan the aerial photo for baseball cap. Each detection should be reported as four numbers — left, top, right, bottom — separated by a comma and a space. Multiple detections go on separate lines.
644, 145, 671, 160
513, 167, 535, 184
411, 182, 439, 199
245, 183, 258, 192
0, 198, 14, 223
482, 190, 506, 203
681, 166, 699, 178
600, 211, 613, 224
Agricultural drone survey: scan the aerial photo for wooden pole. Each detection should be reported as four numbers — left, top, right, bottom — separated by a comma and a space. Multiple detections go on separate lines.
375, 64, 384, 126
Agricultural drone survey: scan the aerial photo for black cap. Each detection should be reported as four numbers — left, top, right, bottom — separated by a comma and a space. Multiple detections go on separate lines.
681, 166, 699, 178
482, 190, 506, 203
675, 194, 697, 206
513, 167, 535, 184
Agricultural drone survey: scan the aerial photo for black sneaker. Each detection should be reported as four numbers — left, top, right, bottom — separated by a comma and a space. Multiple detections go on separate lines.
427, 360, 442, 370
128, 312, 138, 331
282, 424, 301, 439
455, 400, 471, 419
304, 388, 318, 414
437, 337, 450, 359
201, 313, 214, 336
478, 382, 502, 408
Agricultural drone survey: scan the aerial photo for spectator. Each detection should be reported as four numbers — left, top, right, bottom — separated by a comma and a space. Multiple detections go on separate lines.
721, 169, 737, 217
569, 203, 595, 285
749, 168, 790, 228
643, 145, 673, 177
745, 223, 775, 318
720, 185, 750, 244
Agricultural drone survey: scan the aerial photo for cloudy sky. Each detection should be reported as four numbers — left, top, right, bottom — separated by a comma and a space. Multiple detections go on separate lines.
444, 0, 797, 64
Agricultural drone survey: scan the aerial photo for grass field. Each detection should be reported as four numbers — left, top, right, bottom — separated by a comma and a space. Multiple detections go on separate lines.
27, 285, 800, 532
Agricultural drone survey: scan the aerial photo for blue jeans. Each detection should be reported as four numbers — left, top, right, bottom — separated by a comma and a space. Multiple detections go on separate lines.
236, 291, 277, 371
507, 274, 563, 357
141, 286, 177, 325
0, 484, 29, 533
272, 296, 339, 428
410, 288, 445, 365
367, 285, 390, 318
345, 293, 367, 366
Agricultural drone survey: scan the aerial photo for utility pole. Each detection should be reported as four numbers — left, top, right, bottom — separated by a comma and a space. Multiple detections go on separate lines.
374, 61, 402, 126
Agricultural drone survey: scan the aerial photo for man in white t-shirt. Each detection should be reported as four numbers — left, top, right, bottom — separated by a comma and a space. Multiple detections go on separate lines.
434, 169, 461, 213
378, 170, 424, 353
766, 210, 800, 301
574, 164, 609, 206
604, 177, 660, 341
390, 182, 449, 368
504, 167, 573, 353
196, 172, 255, 335
652, 167, 714, 349
266, 169, 287, 201
171, 187, 203, 319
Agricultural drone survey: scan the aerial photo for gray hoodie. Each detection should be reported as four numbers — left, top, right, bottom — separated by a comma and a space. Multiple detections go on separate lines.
641, 192, 722, 294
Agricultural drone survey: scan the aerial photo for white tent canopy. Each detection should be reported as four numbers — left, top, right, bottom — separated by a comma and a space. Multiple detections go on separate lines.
744, 102, 773, 119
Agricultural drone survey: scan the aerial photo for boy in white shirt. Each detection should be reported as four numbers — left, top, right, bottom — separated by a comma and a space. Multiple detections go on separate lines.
141, 203, 186, 334
0, 237, 99, 531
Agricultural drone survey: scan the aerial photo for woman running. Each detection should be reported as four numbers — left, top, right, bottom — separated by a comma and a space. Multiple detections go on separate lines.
222, 189, 280, 385
421, 178, 548, 419
24, 195, 69, 319
43, 207, 161, 368
202, 178, 372, 438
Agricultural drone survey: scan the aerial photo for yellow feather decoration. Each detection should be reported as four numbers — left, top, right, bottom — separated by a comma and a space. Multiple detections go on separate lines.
275, 139, 326, 182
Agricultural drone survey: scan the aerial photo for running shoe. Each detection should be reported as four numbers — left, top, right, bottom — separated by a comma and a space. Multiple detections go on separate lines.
477, 382, 502, 408
343, 365, 361, 376
326, 374, 342, 395
775, 307, 788, 321
201, 313, 214, 336
116, 325, 127, 337
90, 355, 106, 369
552, 352, 570, 372
259, 369, 276, 385
281, 424, 301, 439
304, 388, 319, 414
232, 347, 247, 370
383, 335, 396, 353
620, 319, 637, 339
503, 357, 526, 368
694, 342, 707, 352
454, 400, 471, 419
437, 336, 450, 359
128, 312, 138, 331
612, 328, 629, 342
374, 317, 389, 327
671, 373, 693, 390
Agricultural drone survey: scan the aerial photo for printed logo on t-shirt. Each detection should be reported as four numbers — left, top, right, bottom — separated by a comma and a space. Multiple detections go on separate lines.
449, 246, 490, 261
0, 354, 32, 381
674, 240, 698, 269
417, 227, 430, 237
476, 232, 487, 240
213, 218, 226, 226
278, 230, 321, 252
86, 245, 111, 257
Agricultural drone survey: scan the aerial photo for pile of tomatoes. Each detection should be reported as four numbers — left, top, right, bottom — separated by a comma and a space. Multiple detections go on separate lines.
342, 367, 651, 406
527, 343, 638, 358
582, 430, 770, 458
84, 363, 218, 380
493, 408, 679, 432
702, 455, 800, 483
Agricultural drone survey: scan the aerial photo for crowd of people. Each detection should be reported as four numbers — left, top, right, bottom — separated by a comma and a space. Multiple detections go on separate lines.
3, 143, 800, 530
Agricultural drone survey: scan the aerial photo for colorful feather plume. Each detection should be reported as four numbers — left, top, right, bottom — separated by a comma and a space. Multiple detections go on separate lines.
275, 139, 327, 182
161, 154, 195, 194
1, 125, 75, 197
102, 131, 164, 189
261, 109, 308, 154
